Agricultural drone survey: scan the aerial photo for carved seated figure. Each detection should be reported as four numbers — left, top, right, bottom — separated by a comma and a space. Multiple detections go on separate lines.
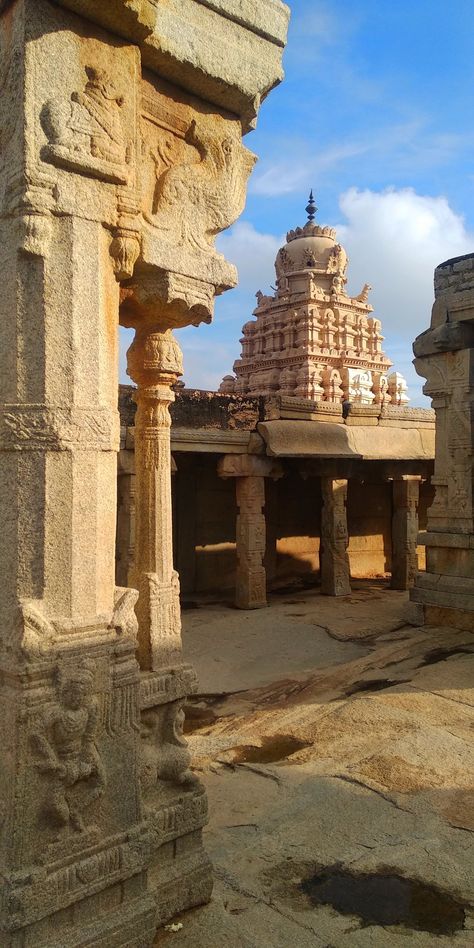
33, 661, 106, 834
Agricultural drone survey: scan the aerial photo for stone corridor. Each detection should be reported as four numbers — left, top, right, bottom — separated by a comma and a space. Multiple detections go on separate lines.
155, 583, 474, 947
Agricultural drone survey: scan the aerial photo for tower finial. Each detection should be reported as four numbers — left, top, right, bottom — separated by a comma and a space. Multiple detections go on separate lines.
306, 189, 317, 223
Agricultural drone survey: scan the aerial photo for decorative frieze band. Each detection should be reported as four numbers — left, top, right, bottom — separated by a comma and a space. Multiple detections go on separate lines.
0, 407, 120, 451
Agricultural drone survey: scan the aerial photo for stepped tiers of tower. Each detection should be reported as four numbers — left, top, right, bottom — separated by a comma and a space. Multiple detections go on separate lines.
220, 197, 409, 406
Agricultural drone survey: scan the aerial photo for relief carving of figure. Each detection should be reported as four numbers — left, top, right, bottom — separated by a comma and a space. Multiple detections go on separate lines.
32, 662, 106, 833
42, 66, 130, 184
327, 243, 347, 275
141, 700, 198, 797
149, 119, 255, 253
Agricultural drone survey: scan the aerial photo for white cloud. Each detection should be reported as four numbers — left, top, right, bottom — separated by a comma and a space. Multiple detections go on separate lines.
216, 221, 283, 295
336, 187, 474, 402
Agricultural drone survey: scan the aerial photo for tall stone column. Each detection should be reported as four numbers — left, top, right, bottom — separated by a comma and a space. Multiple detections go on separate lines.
410, 254, 474, 629
391, 476, 421, 590
0, 0, 288, 943
116, 462, 136, 589
236, 476, 267, 608
126, 327, 183, 670
320, 477, 351, 596
218, 455, 283, 609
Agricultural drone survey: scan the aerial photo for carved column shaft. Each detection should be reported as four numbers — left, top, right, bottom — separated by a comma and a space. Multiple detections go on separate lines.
235, 475, 267, 609
410, 254, 474, 628
391, 476, 421, 590
116, 470, 136, 588
127, 326, 183, 669
0, 5, 154, 942
320, 477, 351, 596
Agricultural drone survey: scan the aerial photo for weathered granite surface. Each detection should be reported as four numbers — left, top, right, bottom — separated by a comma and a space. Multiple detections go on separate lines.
0, 0, 288, 945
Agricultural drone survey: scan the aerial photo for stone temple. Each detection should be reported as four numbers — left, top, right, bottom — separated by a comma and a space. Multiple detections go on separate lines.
220, 192, 409, 406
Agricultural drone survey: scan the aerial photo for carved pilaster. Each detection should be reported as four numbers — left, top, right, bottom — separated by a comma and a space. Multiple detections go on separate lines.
320, 477, 351, 596
391, 476, 421, 590
410, 253, 474, 628
127, 326, 183, 670
235, 476, 267, 609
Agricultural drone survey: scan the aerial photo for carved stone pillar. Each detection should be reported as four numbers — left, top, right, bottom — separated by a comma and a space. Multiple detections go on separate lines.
235, 476, 267, 608
391, 476, 421, 590
320, 477, 351, 596
126, 327, 183, 670
0, 5, 155, 945
218, 455, 283, 609
410, 254, 474, 629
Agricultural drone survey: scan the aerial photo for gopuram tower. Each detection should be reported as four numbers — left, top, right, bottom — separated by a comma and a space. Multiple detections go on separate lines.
221, 192, 408, 405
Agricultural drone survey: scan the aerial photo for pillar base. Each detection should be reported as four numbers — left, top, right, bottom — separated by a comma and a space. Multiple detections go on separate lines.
411, 571, 474, 630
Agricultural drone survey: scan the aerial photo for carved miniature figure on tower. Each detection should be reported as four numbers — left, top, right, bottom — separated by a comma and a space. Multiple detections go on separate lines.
221, 191, 408, 405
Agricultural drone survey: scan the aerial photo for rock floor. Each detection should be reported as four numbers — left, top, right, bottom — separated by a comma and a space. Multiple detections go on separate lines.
154, 581, 474, 947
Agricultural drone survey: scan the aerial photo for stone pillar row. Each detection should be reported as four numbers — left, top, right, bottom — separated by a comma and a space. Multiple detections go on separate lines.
135, 461, 421, 609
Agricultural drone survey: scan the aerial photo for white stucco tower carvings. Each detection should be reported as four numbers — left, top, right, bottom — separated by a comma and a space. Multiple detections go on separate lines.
221, 193, 408, 405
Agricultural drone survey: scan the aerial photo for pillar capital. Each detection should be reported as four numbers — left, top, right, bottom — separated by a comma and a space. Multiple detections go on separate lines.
218, 454, 283, 479
127, 326, 184, 391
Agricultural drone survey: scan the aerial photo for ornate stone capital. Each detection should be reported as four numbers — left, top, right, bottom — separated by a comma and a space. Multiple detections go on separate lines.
127, 328, 183, 391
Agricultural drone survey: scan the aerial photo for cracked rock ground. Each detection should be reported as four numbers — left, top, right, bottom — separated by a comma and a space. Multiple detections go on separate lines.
154, 581, 474, 947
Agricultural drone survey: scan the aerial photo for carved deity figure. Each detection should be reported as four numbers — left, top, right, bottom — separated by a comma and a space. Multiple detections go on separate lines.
32, 662, 106, 833
327, 243, 347, 275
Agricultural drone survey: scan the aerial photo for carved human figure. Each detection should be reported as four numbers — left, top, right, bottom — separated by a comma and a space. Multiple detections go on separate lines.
32, 662, 106, 833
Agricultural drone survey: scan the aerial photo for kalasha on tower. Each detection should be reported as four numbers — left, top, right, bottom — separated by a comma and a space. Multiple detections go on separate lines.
220, 192, 409, 405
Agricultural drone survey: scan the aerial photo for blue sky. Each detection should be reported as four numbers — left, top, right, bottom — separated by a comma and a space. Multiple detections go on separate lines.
121, 0, 474, 405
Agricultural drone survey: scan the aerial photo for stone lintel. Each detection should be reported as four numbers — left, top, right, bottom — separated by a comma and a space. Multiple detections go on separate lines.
172, 427, 253, 453
49, 0, 290, 130
263, 395, 343, 423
